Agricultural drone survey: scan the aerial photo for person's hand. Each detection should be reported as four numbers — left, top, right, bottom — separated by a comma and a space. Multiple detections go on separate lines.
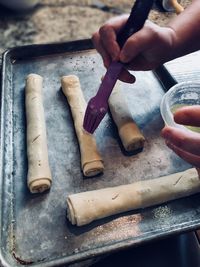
161, 106, 200, 168
92, 15, 176, 83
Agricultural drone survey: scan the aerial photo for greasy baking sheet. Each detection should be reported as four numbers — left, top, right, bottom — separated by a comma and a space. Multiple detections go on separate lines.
1, 39, 200, 267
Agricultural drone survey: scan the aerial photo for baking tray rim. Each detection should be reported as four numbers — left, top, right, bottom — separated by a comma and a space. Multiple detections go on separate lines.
1, 38, 94, 62
1, 217, 200, 267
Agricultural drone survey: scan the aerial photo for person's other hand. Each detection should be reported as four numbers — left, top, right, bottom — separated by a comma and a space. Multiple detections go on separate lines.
92, 15, 176, 83
161, 106, 200, 168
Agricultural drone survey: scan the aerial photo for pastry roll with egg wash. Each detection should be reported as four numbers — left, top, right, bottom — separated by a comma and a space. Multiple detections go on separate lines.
108, 80, 145, 152
67, 168, 200, 226
61, 75, 104, 177
26, 74, 52, 193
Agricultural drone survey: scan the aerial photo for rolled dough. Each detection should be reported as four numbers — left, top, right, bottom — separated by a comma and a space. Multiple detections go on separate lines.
66, 168, 200, 226
108, 81, 145, 152
61, 75, 104, 177
26, 74, 52, 193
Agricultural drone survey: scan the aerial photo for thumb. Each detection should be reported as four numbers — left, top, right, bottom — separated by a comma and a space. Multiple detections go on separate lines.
174, 105, 200, 127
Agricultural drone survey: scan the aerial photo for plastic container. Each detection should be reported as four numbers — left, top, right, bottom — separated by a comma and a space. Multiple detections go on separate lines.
160, 81, 200, 132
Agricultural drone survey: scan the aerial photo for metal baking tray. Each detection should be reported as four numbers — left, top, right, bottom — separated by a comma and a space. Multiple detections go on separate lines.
1, 39, 200, 267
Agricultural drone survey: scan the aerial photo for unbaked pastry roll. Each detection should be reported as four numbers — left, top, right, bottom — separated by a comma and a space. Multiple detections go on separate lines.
61, 75, 104, 177
67, 168, 200, 226
108, 81, 145, 152
26, 74, 52, 193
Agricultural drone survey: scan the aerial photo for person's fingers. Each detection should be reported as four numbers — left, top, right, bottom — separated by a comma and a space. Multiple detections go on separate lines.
92, 31, 111, 68
161, 126, 200, 156
93, 27, 135, 83
98, 15, 129, 61
101, 66, 135, 83
174, 105, 200, 127
165, 141, 200, 168
119, 21, 175, 67
99, 25, 120, 61
118, 68, 135, 83
105, 14, 129, 33
119, 21, 157, 63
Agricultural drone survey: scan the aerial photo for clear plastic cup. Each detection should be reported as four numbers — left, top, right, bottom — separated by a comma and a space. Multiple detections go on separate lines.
160, 81, 200, 133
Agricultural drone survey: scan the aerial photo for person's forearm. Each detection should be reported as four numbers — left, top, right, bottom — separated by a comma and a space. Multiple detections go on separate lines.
168, 0, 200, 59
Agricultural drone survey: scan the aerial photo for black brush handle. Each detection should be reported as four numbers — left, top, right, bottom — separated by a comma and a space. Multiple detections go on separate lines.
117, 0, 154, 48
153, 65, 178, 92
